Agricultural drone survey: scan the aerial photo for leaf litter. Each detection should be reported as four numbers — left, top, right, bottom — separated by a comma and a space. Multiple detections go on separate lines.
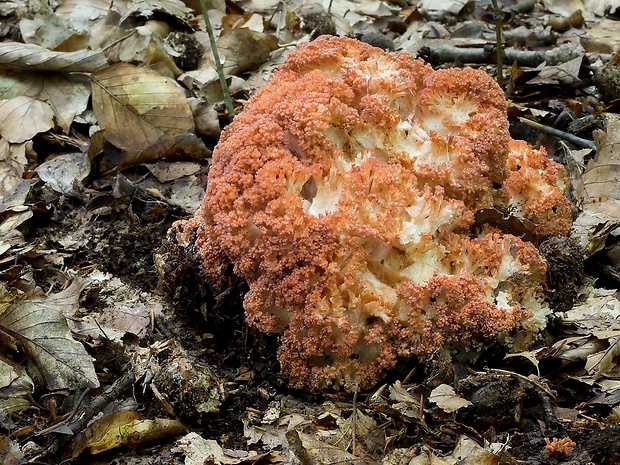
0, 0, 620, 463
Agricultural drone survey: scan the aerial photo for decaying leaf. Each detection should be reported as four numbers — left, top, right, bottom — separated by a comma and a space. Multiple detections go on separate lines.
287, 430, 375, 465
35, 152, 90, 196
74, 409, 185, 456
0, 71, 91, 133
429, 384, 472, 413
562, 286, 620, 332
177, 432, 266, 465
0, 280, 99, 390
581, 113, 620, 219
119, 0, 193, 24
0, 357, 34, 420
0, 436, 23, 465
0, 96, 54, 143
585, 332, 620, 380
217, 29, 279, 76
91, 63, 195, 154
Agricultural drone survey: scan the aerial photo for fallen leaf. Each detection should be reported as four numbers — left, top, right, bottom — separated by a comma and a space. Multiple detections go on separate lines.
287, 430, 375, 465
562, 286, 620, 332
0, 96, 54, 143
429, 384, 472, 413
0, 71, 91, 133
0, 280, 99, 390
582, 113, 620, 218
585, 333, 620, 380
77, 410, 185, 456
0, 42, 107, 72
119, 0, 192, 24
217, 29, 279, 76
35, 152, 90, 196
91, 63, 195, 154
177, 432, 264, 465
0, 436, 23, 465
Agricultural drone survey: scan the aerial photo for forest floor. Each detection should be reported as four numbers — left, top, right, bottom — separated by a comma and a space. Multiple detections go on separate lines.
1, 0, 620, 464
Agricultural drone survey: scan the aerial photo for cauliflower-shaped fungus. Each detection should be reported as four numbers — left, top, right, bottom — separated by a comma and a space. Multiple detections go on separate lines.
176, 36, 572, 390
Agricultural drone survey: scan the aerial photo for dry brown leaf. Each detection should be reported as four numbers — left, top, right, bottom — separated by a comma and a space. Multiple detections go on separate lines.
0, 279, 99, 390
105, 32, 182, 79
217, 29, 279, 76
91, 63, 195, 154
35, 152, 90, 196
584, 0, 620, 15
287, 430, 375, 465
0, 42, 107, 73
177, 432, 265, 465
0, 96, 54, 143
76, 410, 185, 456
562, 286, 620, 332
55, 0, 111, 29
0, 140, 31, 213
585, 332, 620, 380
119, 0, 192, 23
583, 113, 620, 212
542, 0, 585, 15
445, 435, 501, 465
428, 384, 472, 413
0, 71, 91, 133
573, 113, 620, 257
0, 436, 23, 465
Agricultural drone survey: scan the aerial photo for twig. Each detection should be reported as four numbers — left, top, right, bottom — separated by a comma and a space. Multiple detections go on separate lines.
198, 0, 235, 121
351, 386, 358, 456
490, 0, 504, 88
46, 370, 136, 462
518, 117, 597, 150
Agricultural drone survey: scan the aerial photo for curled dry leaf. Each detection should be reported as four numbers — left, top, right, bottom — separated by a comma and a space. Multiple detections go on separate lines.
0, 42, 107, 73
91, 63, 195, 154
0, 96, 54, 143
118, 0, 193, 24
74, 409, 185, 457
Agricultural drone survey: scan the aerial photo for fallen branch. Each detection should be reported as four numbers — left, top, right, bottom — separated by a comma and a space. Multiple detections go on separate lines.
419, 40, 611, 67
518, 117, 597, 150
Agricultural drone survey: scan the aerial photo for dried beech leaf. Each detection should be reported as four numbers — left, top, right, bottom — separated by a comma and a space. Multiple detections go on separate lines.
0, 280, 99, 390
0, 71, 91, 134
585, 333, 620, 380
217, 29, 279, 75
35, 152, 90, 196
0, 140, 31, 213
91, 63, 195, 153
583, 113, 620, 215
429, 384, 472, 413
119, 0, 192, 23
0, 96, 54, 143
0, 42, 107, 73
177, 432, 266, 464
286, 430, 371, 465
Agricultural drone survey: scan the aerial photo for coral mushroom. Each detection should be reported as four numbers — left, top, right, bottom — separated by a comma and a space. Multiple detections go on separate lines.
173, 36, 572, 390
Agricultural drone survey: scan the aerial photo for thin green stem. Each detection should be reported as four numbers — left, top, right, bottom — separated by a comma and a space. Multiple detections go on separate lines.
491, 0, 504, 89
199, 0, 235, 121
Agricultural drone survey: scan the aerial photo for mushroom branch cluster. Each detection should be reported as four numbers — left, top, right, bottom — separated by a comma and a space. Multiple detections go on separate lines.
175, 35, 572, 390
